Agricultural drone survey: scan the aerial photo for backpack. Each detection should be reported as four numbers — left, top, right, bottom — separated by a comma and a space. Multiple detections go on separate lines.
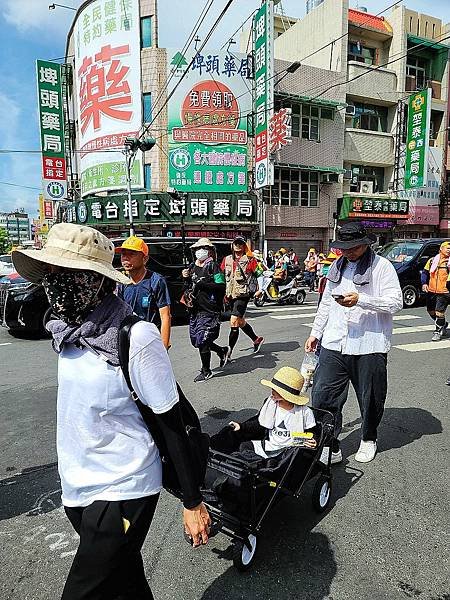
118, 315, 210, 499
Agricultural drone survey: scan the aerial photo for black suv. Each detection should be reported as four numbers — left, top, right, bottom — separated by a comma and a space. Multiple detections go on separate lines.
378, 238, 448, 307
2, 237, 233, 337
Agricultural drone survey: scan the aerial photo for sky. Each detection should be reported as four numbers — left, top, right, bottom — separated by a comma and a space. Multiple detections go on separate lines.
0, 0, 448, 219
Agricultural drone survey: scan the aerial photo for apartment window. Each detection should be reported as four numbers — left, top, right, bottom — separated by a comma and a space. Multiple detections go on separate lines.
144, 164, 152, 190
302, 105, 320, 141
350, 165, 384, 193
351, 102, 388, 132
140, 16, 152, 48
264, 168, 319, 207
348, 41, 376, 65
406, 56, 429, 90
143, 93, 152, 122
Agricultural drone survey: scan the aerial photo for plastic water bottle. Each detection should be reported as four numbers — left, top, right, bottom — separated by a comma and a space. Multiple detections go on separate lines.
300, 352, 318, 392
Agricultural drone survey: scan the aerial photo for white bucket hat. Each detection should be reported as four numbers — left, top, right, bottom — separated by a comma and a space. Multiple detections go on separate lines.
12, 223, 130, 285
191, 237, 214, 249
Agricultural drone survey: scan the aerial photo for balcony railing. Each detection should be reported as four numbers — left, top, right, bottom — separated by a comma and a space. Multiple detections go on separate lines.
405, 76, 442, 100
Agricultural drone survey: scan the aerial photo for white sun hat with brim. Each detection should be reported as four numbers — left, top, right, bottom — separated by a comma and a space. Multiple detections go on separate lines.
12, 223, 130, 285
190, 237, 215, 249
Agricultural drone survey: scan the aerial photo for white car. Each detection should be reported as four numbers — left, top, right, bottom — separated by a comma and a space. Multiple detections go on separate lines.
0, 255, 14, 278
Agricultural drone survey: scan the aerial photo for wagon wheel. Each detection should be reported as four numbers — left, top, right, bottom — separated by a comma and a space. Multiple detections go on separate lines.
312, 475, 332, 513
232, 534, 258, 572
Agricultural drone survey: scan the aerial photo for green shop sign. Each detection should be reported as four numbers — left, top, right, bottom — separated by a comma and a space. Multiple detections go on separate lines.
404, 89, 431, 189
70, 192, 257, 225
339, 195, 409, 220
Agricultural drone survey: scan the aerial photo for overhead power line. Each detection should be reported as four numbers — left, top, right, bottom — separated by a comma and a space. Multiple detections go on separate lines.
0, 180, 41, 191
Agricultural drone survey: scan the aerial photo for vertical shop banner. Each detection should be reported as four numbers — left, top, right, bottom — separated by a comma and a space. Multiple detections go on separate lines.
73, 0, 143, 197
36, 60, 67, 201
167, 50, 251, 193
404, 88, 431, 189
253, 0, 274, 189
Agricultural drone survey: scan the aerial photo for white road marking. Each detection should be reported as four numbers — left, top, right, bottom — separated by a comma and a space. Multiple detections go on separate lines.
271, 312, 318, 320
394, 340, 450, 352
392, 325, 435, 334
392, 314, 422, 321
0, 342, 12, 346
248, 304, 317, 313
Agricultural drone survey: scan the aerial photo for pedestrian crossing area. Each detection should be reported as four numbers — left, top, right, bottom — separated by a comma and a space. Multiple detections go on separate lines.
247, 299, 450, 353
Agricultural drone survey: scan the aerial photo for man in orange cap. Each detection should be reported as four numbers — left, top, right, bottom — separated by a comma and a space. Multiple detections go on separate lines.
116, 236, 172, 348
421, 241, 450, 341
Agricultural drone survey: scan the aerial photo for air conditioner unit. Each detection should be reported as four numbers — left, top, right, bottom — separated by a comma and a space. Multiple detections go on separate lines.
345, 105, 356, 116
343, 169, 353, 180
321, 172, 339, 184
359, 180, 374, 194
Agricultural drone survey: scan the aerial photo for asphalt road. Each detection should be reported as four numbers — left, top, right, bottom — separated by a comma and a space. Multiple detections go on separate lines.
1, 296, 449, 600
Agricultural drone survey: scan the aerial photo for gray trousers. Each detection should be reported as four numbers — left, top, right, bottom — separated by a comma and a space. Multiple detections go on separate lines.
312, 347, 388, 449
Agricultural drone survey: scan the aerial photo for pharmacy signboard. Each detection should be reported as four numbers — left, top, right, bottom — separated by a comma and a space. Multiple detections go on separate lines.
167, 50, 251, 193
404, 89, 431, 189
36, 60, 67, 201
253, 1, 274, 189
73, 0, 143, 196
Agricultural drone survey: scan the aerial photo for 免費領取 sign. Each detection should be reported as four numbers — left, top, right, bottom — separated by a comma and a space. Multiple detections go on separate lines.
36, 60, 67, 202
167, 50, 251, 193
73, 0, 144, 197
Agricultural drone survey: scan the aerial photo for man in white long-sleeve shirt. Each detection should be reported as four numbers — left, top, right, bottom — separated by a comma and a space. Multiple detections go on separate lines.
305, 222, 403, 463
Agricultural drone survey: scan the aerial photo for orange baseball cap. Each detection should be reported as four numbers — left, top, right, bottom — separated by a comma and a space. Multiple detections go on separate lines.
116, 236, 149, 257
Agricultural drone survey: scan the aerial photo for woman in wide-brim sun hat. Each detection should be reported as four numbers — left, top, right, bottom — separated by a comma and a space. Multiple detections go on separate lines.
13, 223, 210, 599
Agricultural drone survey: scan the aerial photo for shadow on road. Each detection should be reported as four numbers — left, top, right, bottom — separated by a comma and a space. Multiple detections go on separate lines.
340, 407, 443, 456
211, 341, 301, 377
0, 462, 61, 521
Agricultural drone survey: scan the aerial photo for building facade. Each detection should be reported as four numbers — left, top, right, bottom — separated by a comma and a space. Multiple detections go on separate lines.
0, 212, 31, 246
275, 0, 450, 243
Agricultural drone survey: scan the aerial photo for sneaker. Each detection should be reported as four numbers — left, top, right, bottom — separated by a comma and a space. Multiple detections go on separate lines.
253, 336, 265, 353
431, 330, 442, 342
354, 440, 377, 463
446, 377, 450, 386
218, 346, 229, 368
319, 447, 343, 465
194, 370, 213, 382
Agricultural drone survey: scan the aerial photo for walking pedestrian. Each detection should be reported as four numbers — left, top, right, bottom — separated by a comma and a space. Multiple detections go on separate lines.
116, 236, 172, 349
221, 236, 264, 362
421, 240, 450, 341
182, 238, 228, 382
304, 222, 403, 463
12, 223, 210, 600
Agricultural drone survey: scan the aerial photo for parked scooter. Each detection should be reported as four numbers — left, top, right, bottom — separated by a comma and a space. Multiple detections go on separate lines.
254, 271, 306, 307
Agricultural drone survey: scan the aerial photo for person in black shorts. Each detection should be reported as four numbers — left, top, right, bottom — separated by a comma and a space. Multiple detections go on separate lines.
221, 236, 264, 362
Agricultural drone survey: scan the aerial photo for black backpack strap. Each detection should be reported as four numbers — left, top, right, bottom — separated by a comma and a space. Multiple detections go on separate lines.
118, 314, 142, 395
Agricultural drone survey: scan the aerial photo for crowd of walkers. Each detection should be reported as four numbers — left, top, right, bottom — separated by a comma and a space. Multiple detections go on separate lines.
10, 220, 449, 598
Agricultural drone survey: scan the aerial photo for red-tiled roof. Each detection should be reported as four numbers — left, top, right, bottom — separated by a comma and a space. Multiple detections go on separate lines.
348, 8, 392, 33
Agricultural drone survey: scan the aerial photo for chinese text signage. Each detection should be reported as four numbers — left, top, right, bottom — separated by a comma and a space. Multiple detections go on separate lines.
36, 60, 67, 201
73, 0, 143, 196
253, 1, 274, 189
340, 195, 409, 220
70, 193, 256, 225
167, 50, 251, 193
404, 89, 431, 189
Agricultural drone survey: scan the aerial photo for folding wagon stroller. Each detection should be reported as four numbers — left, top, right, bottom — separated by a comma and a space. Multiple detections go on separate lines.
197, 407, 335, 571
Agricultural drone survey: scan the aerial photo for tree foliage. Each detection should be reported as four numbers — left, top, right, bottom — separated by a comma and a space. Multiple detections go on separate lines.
0, 228, 12, 254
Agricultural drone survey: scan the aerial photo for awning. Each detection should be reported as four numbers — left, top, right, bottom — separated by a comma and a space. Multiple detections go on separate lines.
407, 34, 450, 52
276, 162, 344, 173
275, 92, 342, 108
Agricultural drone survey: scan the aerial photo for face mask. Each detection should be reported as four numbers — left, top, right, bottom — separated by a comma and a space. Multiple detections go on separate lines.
42, 271, 107, 326
195, 248, 209, 261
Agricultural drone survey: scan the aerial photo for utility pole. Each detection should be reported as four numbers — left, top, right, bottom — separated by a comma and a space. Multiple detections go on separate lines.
167, 189, 188, 265
123, 136, 156, 237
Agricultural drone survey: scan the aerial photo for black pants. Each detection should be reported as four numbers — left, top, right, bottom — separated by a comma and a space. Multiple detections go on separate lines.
312, 348, 387, 447
62, 494, 159, 600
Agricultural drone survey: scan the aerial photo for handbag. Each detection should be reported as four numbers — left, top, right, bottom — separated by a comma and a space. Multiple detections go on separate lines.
118, 315, 209, 499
